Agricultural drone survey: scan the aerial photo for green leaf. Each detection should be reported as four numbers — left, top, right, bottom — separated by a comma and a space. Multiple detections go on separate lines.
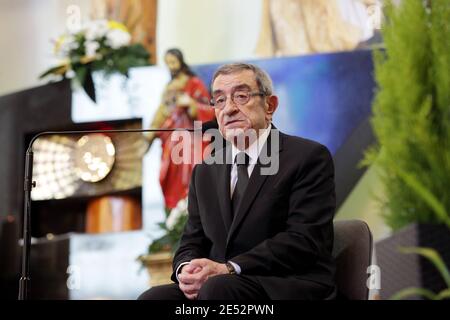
393, 166, 450, 228
399, 247, 450, 287
39, 64, 68, 78
74, 65, 87, 86
435, 288, 450, 300
391, 287, 437, 300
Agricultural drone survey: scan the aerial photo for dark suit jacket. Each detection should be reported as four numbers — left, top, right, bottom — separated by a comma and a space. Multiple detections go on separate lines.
172, 128, 336, 299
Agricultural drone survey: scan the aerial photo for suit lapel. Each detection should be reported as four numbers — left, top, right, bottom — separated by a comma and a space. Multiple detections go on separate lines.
226, 128, 284, 246
216, 144, 233, 234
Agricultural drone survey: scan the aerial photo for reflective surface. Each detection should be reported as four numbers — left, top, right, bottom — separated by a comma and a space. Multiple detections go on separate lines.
74, 134, 115, 183
31, 122, 148, 201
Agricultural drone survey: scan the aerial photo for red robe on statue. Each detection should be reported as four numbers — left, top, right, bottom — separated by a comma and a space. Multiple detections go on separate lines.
155, 76, 214, 209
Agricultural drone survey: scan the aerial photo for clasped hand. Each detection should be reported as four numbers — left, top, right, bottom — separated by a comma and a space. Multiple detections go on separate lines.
178, 258, 228, 300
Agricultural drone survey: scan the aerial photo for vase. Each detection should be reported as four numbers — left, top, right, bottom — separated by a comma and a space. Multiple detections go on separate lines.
140, 251, 174, 287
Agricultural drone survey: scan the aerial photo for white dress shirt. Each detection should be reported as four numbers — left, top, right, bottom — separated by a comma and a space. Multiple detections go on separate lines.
230, 124, 272, 197
177, 124, 272, 280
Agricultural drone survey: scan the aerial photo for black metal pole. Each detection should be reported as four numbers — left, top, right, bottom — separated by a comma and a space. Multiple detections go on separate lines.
18, 149, 34, 300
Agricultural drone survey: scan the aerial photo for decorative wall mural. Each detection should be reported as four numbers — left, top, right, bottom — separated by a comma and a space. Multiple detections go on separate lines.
193, 49, 376, 155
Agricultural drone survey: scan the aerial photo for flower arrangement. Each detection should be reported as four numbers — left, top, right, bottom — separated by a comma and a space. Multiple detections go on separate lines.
147, 198, 189, 255
40, 19, 150, 101
136, 199, 188, 286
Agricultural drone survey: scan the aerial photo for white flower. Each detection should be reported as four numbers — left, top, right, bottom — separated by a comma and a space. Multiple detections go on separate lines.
55, 34, 78, 58
176, 198, 188, 212
84, 20, 108, 41
52, 75, 64, 82
66, 70, 76, 79
84, 40, 100, 58
67, 23, 82, 35
165, 199, 188, 230
105, 29, 131, 49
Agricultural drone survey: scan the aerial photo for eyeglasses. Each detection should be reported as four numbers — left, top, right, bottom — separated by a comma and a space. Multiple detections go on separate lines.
210, 90, 267, 109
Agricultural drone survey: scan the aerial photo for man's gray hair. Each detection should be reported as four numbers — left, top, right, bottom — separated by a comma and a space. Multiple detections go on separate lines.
211, 63, 274, 96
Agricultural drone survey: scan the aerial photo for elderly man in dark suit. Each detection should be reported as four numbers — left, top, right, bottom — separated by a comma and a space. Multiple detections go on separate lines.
138, 63, 336, 300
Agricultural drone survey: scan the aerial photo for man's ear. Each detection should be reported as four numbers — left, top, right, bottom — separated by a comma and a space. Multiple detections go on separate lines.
265, 95, 278, 120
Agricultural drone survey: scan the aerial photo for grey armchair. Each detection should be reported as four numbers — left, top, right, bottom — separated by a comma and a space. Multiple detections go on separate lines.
332, 220, 373, 300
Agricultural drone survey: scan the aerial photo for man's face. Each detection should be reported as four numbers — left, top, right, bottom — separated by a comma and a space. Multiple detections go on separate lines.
212, 70, 278, 145
165, 53, 181, 77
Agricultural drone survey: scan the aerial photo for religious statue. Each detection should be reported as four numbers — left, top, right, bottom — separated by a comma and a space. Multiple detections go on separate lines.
145, 48, 215, 211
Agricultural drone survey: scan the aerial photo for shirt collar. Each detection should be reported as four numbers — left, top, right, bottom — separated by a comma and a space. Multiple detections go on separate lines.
231, 123, 272, 165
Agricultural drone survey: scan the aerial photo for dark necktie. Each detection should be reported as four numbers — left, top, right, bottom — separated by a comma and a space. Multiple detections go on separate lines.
231, 152, 250, 218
